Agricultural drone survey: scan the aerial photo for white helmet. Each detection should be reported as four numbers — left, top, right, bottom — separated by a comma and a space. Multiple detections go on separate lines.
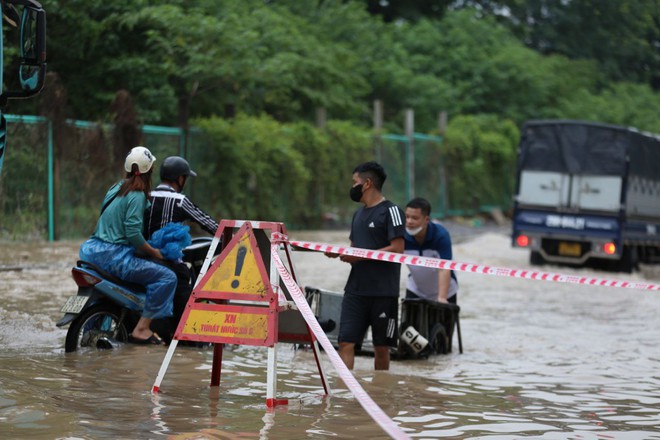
124, 146, 156, 174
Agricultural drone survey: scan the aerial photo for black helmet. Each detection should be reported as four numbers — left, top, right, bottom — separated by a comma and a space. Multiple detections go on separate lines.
160, 156, 197, 181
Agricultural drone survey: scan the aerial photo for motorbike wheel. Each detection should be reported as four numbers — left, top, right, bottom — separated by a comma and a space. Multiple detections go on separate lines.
65, 304, 130, 352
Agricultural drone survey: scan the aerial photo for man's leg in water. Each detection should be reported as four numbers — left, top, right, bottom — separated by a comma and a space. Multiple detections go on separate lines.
151, 261, 191, 343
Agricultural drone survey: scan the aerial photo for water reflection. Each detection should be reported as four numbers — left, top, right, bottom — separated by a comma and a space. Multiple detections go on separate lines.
2, 235, 660, 439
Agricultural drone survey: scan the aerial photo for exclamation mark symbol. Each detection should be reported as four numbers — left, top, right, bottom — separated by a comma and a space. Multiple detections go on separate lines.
231, 246, 247, 289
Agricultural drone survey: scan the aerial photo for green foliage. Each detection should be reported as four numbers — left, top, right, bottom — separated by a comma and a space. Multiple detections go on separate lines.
443, 114, 519, 211
33, 1, 660, 134
558, 82, 660, 134
5, 0, 660, 237
0, 123, 49, 239
486, 0, 660, 86
192, 115, 372, 227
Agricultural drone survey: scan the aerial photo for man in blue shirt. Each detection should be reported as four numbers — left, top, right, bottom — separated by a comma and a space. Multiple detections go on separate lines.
404, 198, 458, 303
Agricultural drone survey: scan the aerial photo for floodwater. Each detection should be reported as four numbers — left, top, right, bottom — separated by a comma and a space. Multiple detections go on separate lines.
1, 227, 660, 440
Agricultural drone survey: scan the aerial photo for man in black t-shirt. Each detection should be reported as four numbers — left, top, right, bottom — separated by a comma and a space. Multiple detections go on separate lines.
327, 161, 405, 370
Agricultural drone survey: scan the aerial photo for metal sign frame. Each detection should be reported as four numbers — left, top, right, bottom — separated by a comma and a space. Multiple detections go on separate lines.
152, 219, 330, 407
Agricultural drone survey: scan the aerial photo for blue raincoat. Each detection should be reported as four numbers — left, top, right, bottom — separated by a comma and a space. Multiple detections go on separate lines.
79, 238, 176, 319
79, 184, 176, 320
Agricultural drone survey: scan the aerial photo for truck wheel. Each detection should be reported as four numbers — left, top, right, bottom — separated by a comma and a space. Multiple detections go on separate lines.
619, 246, 637, 273
429, 323, 448, 354
530, 251, 545, 266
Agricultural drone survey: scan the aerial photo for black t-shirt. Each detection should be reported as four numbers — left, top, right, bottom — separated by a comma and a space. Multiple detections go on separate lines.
344, 200, 405, 297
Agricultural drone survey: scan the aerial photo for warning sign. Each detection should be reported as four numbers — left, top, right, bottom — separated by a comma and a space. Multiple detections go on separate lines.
195, 224, 273, 302
154, 220, 330, 407
174, 222, 279, 346
179, 304, 274, 346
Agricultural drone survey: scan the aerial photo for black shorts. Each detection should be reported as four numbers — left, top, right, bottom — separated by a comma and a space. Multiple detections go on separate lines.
338, 293, 399, 347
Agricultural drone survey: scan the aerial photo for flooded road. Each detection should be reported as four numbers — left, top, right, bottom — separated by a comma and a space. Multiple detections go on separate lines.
1, 228, 660, 439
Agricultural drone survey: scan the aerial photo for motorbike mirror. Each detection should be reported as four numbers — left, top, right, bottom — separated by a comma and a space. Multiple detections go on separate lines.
19, 3, 46, 66
18, 63, 45, 93
0, 0, 46, 104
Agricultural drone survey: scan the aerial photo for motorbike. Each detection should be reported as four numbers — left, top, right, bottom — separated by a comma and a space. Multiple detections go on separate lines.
57, 237, 218, 352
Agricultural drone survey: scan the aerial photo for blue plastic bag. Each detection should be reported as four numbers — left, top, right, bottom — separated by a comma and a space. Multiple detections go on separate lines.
148, 223, 192, 261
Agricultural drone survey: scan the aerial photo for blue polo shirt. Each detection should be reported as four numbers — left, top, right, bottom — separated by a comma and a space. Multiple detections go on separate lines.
404, 221, 458, 301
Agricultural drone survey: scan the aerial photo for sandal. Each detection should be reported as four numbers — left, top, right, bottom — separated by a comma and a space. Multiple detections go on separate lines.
127, 334, 165, 345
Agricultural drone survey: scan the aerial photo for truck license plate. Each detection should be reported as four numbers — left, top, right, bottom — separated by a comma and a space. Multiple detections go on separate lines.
558, 242, 581, 257
60, 295, 89, 314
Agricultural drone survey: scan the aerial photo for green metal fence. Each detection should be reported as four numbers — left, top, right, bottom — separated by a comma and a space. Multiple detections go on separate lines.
0, 115, 199, 240
377, 133, 448, 218
0, 115, 511, 241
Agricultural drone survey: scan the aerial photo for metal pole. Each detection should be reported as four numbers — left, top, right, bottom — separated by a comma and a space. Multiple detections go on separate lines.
48, 119, 54, 241
438, 111, 447, 135
315, 107, 327, 129
373, 100, 383, 162
210, 343, 224, 386
438, 111, 448, 216
179, 128, 186, 158
405, 109, 415, 201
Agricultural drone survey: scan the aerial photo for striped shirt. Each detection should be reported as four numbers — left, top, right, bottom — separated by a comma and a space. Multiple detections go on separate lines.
144, 184, 219, 239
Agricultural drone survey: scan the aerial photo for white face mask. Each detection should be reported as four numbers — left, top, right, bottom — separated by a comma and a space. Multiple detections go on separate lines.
406, 226, 423, 236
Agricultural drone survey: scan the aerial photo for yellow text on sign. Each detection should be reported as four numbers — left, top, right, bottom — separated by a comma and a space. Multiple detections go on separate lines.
182, 309, 269, 340
201, 232, 267, 296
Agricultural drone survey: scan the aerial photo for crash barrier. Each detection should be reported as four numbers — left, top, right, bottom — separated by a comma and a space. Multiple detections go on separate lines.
290, 240, 660, 292
153, 220, 411, 440
305, 286, 462, 358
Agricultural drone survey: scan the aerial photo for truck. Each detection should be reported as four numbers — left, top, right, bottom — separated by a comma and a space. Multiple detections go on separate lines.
0, 0, 47, 176
511, 119, 660, 273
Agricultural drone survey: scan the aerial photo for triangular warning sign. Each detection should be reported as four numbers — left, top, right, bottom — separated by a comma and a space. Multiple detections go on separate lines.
154, 219, 330, 405
174, 222, 278, 346
198, 231, 267, 297
195, 222, 273, 301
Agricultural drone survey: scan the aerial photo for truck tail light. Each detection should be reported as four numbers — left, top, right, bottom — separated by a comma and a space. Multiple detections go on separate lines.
516, 235, 530, 247
603, 242, 616, 255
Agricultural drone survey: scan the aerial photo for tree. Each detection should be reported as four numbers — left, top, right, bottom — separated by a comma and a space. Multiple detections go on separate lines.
358, 0, 452, 22
443, 114, 519, 211
460, 0, 660, 88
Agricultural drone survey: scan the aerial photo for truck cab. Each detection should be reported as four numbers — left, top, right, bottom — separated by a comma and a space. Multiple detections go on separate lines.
511, 120, 660, 272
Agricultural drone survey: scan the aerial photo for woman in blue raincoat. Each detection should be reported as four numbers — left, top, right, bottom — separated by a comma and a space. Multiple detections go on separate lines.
79, 146, 176, 345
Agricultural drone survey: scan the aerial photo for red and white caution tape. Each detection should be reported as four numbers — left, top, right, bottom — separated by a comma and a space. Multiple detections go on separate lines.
290, 240, 660, 292
270, 245, 411, 440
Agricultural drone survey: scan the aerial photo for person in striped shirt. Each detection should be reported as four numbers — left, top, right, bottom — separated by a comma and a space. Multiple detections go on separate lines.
144, 156, 219, 343
144, 156, 218, 239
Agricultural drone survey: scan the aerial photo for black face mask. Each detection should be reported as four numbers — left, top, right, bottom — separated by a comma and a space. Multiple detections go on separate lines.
349, 183, 363, 202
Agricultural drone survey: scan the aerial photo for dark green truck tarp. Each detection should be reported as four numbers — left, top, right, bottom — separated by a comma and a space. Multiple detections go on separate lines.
518, 120, 660, 180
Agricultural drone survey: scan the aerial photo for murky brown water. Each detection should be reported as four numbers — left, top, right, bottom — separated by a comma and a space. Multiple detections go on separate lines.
2, 229, 660, 439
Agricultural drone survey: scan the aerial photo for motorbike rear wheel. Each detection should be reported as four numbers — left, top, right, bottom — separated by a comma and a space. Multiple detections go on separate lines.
65, 303, 130, 352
